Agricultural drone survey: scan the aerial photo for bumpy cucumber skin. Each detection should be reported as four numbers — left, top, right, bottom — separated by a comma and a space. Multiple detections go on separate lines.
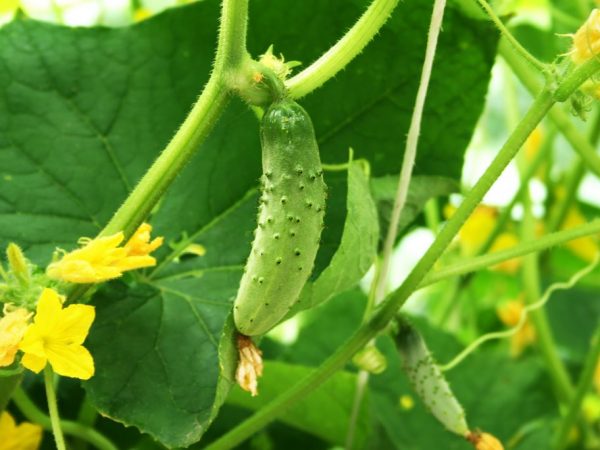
396, 324, 469, 437
233, 100, 327, 336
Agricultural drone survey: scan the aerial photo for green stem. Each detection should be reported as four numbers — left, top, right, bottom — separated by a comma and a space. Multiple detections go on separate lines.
101, 76, 229, 238
74, 395, 99, 450
521, 187, 575, 404
67, 0, 250, 302
420, 219, 600, 287
102, 0, 249, 239
205, 82, 556, 450
547, 108, 600, 233
286, 0, 399, 98
474, 0, 547, 71
13, 388, 118, 450
214, 0, 249, 73
478, 127, 555, 256
554, 324, 600, 449
424, 198, 440, 233
554, 56, 600, 102
374, 0, 447, 304
500, 39, 600, 179
44, 367, 66, 450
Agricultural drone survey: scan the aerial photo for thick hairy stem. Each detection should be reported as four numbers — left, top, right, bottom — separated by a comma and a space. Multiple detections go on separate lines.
286, 0, 399, 98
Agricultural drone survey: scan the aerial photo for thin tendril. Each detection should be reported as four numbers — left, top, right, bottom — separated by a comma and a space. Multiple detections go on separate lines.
440, 253, 600, 372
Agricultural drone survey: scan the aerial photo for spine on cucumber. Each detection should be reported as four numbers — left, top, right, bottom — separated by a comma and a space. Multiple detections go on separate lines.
233, 99, 327, 336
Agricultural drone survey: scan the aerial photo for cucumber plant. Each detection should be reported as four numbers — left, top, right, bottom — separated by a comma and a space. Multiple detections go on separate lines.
2, 1, 600, 450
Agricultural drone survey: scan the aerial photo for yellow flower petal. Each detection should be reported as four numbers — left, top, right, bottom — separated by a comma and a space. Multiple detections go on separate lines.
20, 353, 47, 374
497, 298, 535, 357
0, 306, 30, 367
33, 288, 63, 330
0, 0, 19, 15
561, 208, 600, 263
489, 233, 521, 274
0, 411, 43, 450
46, 343, 95, 380
570, 9, 600, 64
54, 304, 95, 345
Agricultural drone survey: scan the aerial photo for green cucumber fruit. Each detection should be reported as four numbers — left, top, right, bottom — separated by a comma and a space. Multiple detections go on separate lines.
233, 99, 327, 336
395, 322, 469, 437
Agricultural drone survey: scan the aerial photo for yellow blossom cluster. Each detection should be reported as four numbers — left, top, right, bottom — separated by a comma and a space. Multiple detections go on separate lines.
0, 223, 162, 379
569, 9, 600, 64
47, 223, 163, 283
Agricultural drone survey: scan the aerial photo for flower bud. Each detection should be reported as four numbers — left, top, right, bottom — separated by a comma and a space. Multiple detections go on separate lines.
6, 243, 29, 285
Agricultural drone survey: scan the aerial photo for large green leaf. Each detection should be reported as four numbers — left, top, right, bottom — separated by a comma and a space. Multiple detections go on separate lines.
296, 161, 379, 312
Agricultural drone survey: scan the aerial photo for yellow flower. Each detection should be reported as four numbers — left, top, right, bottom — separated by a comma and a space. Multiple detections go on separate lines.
19, 288, 95, 380
0, 0, 19, 15
569, 9, 600, 64
123, 223, 163, 257
561, 208, 600, 263
468, 431, 504, 450
595, 359, 600, 393
47, 223, 163, 283
133, 7, 152, 22
444, 205, 497, 257
489, 232, 521, 274
0, 305, 31, 367
445, 205, 522, 273
0, 411, 42, 450
497, 298, 535, 357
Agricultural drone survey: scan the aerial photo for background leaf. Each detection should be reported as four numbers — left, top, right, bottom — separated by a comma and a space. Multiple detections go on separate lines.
370, 175, 459, 242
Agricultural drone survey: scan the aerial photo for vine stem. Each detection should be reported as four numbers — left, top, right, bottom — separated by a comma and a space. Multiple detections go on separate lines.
346, 1, 447, 446
13, 387, 118, 450
420, 219, 600, 287
374, 0, 447, 304
500, 39, 600, 179
44, 367, 67, 450
554, 324, 600, 449
100, 0, 250, 239
521, 185, 574, 403
205, 80, 559, 450
440, 255, 599, 372
286, 0, 399, 99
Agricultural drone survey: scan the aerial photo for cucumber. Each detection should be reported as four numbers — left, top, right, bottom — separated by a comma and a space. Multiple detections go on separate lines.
233, 99, 327, 336
395, 321, 469, 437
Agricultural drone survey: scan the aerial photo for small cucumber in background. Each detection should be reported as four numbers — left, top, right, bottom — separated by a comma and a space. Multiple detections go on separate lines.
233, 99, 327, 336
395, 320, 470, 437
